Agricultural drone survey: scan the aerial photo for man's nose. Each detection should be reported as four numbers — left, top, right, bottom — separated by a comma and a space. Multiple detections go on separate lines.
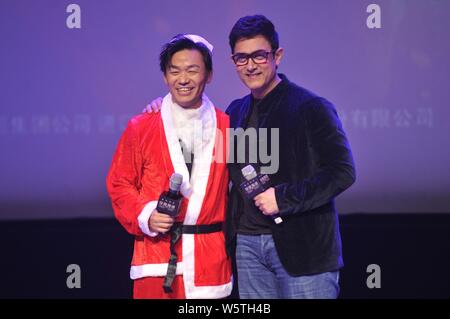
178, 74, 190, 85
246, 59, 258, 72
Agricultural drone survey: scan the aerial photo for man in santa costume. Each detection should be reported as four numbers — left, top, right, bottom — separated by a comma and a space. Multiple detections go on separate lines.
106, 34, 232, 299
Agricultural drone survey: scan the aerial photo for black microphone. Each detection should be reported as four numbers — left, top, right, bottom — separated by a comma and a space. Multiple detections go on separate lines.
156, 173, 183, 217
240, 165, 283, 224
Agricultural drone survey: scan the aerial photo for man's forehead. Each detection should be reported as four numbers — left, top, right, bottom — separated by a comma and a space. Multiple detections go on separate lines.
234, 35, 271, 53
169, 50, 205, 67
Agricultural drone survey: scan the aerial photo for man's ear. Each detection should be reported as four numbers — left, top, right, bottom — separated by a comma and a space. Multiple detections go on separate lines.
163, 73, 169, 85
274, 48, 284, 67
207, 70, 213, 84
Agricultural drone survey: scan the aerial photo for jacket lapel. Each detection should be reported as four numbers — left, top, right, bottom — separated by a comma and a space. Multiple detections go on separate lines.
236, 95, 252, 129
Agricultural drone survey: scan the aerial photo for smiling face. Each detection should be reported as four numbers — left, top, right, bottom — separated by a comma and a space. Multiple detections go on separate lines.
164, 49, 212, 109
233, 35, 283, 99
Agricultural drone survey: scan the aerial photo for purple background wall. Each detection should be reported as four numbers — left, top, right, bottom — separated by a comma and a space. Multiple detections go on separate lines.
1, 0, 449, 219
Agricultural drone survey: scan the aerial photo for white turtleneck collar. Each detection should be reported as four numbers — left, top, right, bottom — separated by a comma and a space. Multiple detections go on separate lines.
168, 94, 214, 155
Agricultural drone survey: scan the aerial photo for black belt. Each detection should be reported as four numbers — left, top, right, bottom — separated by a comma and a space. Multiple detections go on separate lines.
163, 222, 223, 293
181, 222, 223, 234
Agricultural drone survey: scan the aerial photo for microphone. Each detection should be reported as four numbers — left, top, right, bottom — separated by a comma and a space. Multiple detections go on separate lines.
156, 173, 183, 217
240, 165, 283, 224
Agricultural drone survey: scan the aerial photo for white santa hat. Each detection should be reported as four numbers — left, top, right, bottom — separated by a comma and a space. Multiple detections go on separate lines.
182, 34, 214, 54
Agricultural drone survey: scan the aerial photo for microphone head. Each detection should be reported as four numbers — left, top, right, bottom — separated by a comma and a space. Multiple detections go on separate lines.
169, 173, 183, 192
241, 165, 258, 181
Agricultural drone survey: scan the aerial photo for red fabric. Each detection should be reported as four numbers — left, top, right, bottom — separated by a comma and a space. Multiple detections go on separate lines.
107, 114, 168, 236
107, 109, 232, 296
133, 276, 186, 299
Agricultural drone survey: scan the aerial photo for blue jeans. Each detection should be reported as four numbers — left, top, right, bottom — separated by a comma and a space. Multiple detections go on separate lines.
236, 234, 340, 299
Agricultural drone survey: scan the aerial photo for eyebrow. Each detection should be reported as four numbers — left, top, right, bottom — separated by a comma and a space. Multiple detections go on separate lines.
168, 64, 201, 70
233, 49, 268, 56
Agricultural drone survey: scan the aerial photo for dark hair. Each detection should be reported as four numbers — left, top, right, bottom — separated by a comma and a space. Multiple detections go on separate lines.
228, 15, 279, 53
159, 34, 213, 74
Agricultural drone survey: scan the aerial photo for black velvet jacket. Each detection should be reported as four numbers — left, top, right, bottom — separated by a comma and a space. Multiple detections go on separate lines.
225, 74, 356, 276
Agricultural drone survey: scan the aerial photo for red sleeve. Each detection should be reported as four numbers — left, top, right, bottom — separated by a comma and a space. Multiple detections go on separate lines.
106, 121, 148, 236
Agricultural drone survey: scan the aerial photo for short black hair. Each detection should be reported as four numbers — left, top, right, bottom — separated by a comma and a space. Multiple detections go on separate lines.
228, 15, 279, 53
159, 34, 213, 74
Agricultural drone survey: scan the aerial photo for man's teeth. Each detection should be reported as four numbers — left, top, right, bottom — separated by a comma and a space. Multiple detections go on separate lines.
178, 88, 192, 92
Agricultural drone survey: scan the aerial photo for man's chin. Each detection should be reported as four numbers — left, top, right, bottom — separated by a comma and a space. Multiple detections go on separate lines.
242, 79, 264, 90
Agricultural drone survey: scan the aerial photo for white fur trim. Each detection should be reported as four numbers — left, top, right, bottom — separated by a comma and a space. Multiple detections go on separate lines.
186, 278, 233, 299
161, 95, 193, 199
137, 201, 159, 237
159, 95, 231, 298
180, 100, 232, 298
182, 234, 233, 299
130, 262, 184, 279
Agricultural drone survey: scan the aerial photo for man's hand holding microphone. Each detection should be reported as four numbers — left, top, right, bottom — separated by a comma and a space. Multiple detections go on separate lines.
148, 173, 183, 234
240, 165, 282, 224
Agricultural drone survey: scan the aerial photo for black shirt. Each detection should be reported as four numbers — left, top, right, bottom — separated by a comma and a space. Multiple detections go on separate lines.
236, 93, 276, 235
179, 139, 194, 176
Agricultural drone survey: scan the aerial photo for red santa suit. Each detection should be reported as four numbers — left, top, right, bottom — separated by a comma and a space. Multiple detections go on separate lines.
106, 94, 232, 299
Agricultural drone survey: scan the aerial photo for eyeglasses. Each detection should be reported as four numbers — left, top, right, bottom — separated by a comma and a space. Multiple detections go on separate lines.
231, 50, 276, 66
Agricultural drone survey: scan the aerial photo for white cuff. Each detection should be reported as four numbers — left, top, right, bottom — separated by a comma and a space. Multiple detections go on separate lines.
138, 201, 159, 237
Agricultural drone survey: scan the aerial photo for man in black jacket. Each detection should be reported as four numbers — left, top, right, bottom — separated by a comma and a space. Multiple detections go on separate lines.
225, 15, 356, 299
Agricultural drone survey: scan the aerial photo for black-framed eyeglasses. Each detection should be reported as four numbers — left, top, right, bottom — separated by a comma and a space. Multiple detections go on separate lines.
231, 50, 276, 66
